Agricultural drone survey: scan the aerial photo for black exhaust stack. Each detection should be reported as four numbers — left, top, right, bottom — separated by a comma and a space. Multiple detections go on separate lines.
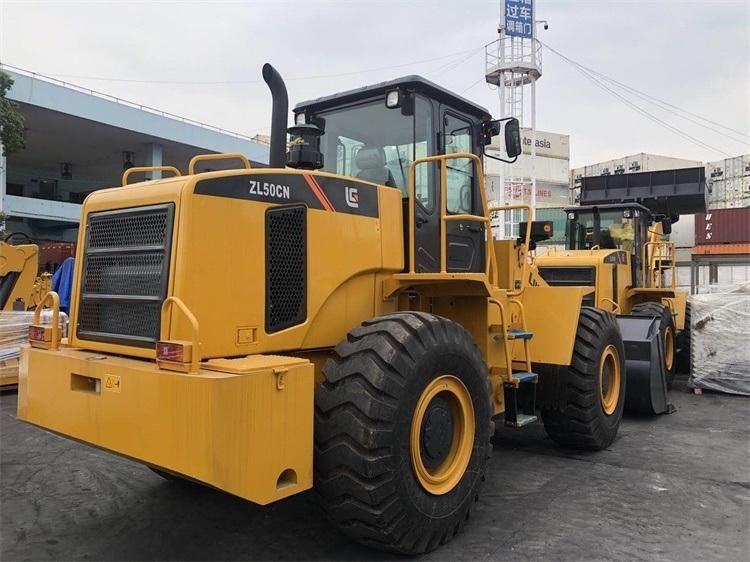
262, 63, 289, 169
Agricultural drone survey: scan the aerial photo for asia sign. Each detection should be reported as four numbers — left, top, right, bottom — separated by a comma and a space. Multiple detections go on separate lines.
505, 0, 533, 39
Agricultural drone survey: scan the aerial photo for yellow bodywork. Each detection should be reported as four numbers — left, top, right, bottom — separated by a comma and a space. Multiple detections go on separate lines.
19, 155, 590, 506
534, 248, 688, 330
19, 346, 313, 505
1, 241, 50, 311
0, 240, 51, 386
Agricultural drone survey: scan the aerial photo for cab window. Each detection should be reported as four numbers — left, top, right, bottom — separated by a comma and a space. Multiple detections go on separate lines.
314, 94, 433, 210
444, 113, 474, 214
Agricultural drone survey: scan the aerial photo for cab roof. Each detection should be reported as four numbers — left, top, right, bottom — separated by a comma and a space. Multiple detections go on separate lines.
294, 75, 492, 121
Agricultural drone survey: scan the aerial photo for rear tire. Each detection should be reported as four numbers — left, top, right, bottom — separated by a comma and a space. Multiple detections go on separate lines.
631, 302, 676, 389
314, 312, 491, 554
676, 302, 691, 374
538, 307, 626, 450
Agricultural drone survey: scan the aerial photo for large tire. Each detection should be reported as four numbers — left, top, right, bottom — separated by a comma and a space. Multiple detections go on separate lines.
538, 307, 626, 450
676, 301, 691, 374
314, 312, 492, 555
631, 301, 676, 389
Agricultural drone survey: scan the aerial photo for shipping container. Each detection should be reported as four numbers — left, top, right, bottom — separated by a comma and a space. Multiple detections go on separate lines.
705, 155, 750, 209
487, 129, 570, 160
485, 156, 570, 184
670, 215, 695, 249
571, 153, 703, 189
38, 242, 76, 272
694, 208, 750, 245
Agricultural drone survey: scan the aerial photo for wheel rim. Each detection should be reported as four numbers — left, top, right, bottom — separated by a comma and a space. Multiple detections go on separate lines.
598, 345, 621, 416
410, 375, 475, 495
664, 326, 675, 371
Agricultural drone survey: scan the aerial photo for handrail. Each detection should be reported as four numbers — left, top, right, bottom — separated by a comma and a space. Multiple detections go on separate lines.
406, 153, 535, 296
488, 298, 514, 378
407, 152, 497, 284
32, 291, 61, 351
508, 298, 532, 374
188, 153, 251, 175
600, 297, 621, 314
122, 166, 182, 186
643, 240, 676, 289
487, 203, 533, 296
160, 296, 201, 373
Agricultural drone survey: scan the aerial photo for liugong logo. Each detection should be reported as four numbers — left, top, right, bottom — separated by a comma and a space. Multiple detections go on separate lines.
345, 186, 359, 208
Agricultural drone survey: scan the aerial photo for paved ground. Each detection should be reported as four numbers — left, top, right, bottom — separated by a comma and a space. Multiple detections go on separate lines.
1, 374, 748, 561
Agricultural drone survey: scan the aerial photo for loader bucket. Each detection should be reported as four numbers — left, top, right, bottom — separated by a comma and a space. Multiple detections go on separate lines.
616, 315, 675, 414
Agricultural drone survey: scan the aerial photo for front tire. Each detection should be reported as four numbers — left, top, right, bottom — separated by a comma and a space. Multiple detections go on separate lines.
314, 312, 491, 554
631, 302, 676, 389
538, 307, 626, 450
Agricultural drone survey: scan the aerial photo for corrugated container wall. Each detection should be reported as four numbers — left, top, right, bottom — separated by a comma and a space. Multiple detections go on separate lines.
694, 208, 750, 245
705, 155, 750, 209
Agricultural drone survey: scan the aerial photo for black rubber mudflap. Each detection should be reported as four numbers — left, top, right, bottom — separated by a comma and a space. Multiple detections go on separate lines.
616, 315, 675, 414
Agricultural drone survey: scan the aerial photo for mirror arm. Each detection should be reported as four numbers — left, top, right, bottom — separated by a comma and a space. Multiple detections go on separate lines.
483, 148, 519, 164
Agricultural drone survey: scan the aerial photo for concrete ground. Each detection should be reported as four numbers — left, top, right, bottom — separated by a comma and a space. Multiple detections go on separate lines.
1, 375, 748, 561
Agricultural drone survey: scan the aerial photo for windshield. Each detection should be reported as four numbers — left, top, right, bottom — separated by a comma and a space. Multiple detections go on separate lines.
567, 210, 636, 252
312, 95, 433, 199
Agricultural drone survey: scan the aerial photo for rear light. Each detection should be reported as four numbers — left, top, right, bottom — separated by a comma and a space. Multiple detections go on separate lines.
157, 342, 185, 362
28, 325, 52, 348
156, 340, 193, 372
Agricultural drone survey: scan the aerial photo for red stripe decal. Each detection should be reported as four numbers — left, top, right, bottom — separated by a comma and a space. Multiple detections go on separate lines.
304, 174, 335, 212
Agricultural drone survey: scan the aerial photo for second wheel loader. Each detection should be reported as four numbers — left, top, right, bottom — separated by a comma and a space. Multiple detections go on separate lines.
533, 167, 706, 412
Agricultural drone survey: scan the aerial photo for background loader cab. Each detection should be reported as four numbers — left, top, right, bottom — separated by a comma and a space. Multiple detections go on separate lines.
294, 76, 518, 274
563, 203, 663, 289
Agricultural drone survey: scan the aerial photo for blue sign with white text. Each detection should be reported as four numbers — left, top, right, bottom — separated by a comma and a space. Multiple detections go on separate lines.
505, 0, 533, 39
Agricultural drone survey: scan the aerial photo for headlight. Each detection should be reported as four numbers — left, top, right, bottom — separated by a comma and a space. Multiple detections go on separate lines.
386, 90, 400, 109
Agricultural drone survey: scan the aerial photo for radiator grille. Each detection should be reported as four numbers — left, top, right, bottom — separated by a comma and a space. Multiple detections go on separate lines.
77, 204, 174, 347
266, 205, 307, 333
538, 266, 596, 287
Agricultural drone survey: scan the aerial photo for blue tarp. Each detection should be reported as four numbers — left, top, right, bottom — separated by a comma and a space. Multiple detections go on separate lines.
51, 257, 75, 314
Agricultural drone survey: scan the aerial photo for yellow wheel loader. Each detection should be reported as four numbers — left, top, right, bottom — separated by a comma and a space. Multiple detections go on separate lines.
1, 233, 51, 312
534, 169, 705, 413
19, 64, 627, 554
1, 232, 53, 386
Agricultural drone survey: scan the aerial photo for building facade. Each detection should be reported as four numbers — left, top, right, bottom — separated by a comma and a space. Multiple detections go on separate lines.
0, 66, 269, 244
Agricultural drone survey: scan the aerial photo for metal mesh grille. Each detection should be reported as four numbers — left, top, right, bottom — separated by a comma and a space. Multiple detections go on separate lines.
266, 205, 306, 333
87, 210, 169, 249
77, 204, 173, 347
78, 301, 162, 343
82, 253, 165, 296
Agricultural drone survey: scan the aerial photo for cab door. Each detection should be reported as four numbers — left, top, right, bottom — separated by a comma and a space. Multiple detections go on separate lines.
442, 110, 485, 273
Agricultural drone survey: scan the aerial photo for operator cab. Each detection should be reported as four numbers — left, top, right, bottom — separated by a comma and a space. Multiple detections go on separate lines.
565, 203, 651, 286
294, 76, 520, 274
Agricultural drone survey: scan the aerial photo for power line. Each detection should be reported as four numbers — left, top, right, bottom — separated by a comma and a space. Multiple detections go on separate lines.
540, 42, 736, 157
579, 62, 750, 144
36, 47, 484, 85
540, 41, 750, 147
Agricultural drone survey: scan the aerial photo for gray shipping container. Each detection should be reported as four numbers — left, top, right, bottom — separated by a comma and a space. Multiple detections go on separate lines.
706, 155, 750, 209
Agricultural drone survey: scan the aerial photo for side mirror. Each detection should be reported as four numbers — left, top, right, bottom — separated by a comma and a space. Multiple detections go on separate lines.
661, 217, 672, 235
504, 118, 522, 158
